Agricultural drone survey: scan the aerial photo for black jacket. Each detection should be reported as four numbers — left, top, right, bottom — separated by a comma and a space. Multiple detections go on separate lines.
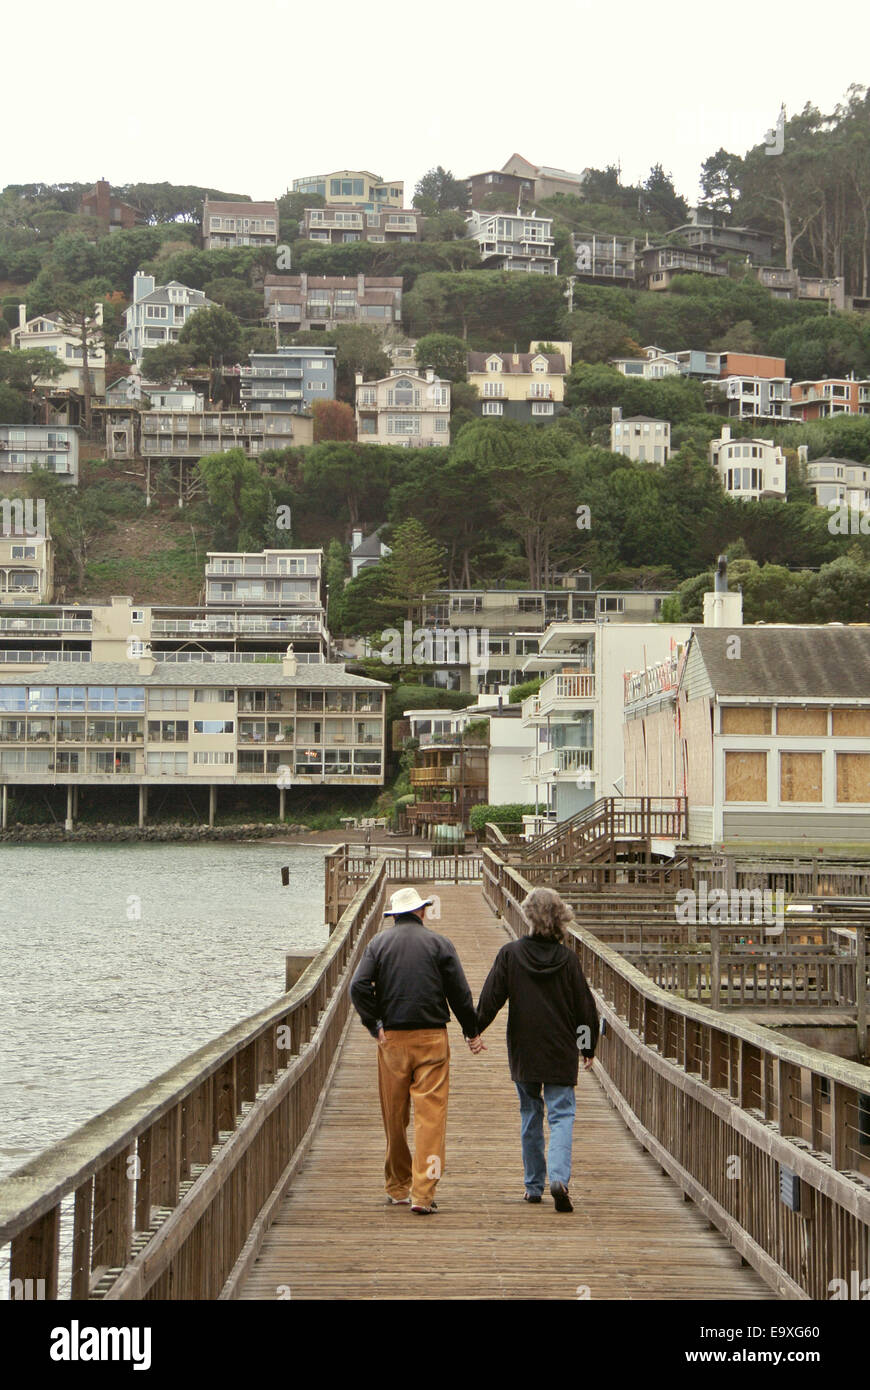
476, 935, 599, 1086
350, 913, 478, 1039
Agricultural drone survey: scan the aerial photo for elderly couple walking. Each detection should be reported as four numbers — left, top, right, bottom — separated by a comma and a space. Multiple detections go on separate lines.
350, 883, 599, 1215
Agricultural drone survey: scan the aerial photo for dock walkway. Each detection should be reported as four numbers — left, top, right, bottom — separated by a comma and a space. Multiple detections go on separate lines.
240, 885, 771, 1300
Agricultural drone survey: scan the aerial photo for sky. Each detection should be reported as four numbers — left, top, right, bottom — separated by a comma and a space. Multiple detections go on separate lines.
4, 0, 870, 207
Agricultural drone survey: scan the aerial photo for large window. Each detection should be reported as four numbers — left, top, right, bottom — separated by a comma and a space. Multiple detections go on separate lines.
836, 753, 870, 803
724, 751, 767, 802
387, 416, 421, 435
146, 751, 188, 775
193, 720, 234, 735
149, 689, 189, 711
780, 751, 823, 803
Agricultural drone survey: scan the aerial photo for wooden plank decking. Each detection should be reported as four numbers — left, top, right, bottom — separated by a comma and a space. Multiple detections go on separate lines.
239, 885, 774, 1300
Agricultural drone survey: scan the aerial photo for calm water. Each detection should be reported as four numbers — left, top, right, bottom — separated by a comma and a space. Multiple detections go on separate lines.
0, 842, 329, 1177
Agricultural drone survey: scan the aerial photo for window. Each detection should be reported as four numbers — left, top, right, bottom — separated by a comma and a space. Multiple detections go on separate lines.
531, 402, 553, 415
146, 751, 188, 774
780, 751, 823, 803
483, 382, 504, 397
194, 689, 234, 704
306, 381, 327, 391
776, 707, 827, 736
598, 597, 624, 614
387, 416, 421, 435
192, 750, 234, 765
482, 401, 503, 415
131, 609, 144, 623
721, 707, 771, 735
11, 546, 36, 559
149, 689, 189, 711
434, 417, 448, 433
724, 751, 767, 802
147, 720, 188, 743
836, 753, 870, 802
193, 720, 234, 735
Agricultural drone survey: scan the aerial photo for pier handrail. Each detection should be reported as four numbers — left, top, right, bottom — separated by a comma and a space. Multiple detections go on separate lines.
482, 849, 870, 1299
0, 856, 389, 1300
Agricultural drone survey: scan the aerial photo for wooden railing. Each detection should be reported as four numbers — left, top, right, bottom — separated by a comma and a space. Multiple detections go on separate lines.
694, 856, 870, 898
521, 796, 688, 865
324, 843, 483, 926
0, 860, 389, 1301
481, 849, 870, 1299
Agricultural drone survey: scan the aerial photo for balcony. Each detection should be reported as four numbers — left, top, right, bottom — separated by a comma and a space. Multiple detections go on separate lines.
0, 616, 92, 634
409, 765, 487, 788
240, 386, 303, 402
523, 746, 594, 781
151, 616, 322, 637
0, 650, 92, 663
522, 671, 595, 722
526, 389, 554, 400
239, 367, 303, 379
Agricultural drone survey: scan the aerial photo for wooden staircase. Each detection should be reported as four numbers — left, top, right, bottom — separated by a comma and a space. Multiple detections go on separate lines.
521, 796, 687, 867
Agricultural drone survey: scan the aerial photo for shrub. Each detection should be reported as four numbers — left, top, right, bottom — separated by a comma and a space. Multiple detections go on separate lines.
508, 677, 543, 704
469, 803, 537, 833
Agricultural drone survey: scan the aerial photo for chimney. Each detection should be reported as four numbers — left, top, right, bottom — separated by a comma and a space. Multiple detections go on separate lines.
720, 424, 731, 443
703, 555, 743, 627
18, 304, 27, 329
611, 406, 622, 423
355, 370, 364, 385
138, 645, 156, 676
95, 301, 104, 326
797, 444, 809, 463
133, 271, 155, 303
351, 528, 362, 550
282, 644, 298, 677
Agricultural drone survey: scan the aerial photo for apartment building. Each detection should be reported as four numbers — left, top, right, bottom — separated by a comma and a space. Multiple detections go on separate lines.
710, 425, 786, 500
263, 274, 402, 333
464, 210, 557, 274
201, 199, 278, 251
80, 180, 146, 233
10, 304, 106, 395
790, 377, 870, 421
104, 377, 204, 410
355, 367, 450, 446
0, 514, 53, 605
634, 245, 727, 291
0, 425, 79, 486
0, 654, 388, 827
117, 273, 214, 366
292, 171, 403, 211
413, 583, 671, 696
804, 457, 870, 512
610, 408, 670, 463
240, 347, 336, 414
466, 342, 570, 422
520, 620, 692, 821
709, 375, 792, 422
624, 625, 870, 849
0, 550, 328, 669
572, 232, 636, 283
125, 409, 314, 462
300, 207, 421, 244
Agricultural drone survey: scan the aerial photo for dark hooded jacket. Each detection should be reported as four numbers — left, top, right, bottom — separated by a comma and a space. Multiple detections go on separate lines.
476, 935, 599, 1086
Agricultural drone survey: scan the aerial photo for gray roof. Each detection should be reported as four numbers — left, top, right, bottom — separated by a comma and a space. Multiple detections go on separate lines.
351, 528, 388, 558
689, 627, 870, 700
0, 661, 388, 689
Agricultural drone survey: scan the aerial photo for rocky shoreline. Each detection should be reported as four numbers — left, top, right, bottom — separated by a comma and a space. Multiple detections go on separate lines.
0, 822, 312, 844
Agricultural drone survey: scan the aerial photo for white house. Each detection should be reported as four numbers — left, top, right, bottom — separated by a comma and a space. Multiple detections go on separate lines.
710, 425, 786, 500
117, 274, 214, 366
10, 304, 106, 395
610, 408, 671, 463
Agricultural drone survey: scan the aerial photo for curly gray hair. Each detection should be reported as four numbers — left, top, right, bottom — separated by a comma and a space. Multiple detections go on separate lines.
521, 887, 574, 943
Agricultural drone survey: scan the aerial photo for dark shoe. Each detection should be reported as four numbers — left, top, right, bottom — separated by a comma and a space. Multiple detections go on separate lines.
523, 1192, 542, 1204
551, 1182, 573, 1213
410, 1200, 438, 1215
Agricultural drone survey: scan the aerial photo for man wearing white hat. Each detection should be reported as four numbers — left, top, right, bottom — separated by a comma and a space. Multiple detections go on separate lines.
350, 886, 484, 1214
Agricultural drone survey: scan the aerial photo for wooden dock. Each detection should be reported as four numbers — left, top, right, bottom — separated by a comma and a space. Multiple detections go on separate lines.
239, 885, 771, 1301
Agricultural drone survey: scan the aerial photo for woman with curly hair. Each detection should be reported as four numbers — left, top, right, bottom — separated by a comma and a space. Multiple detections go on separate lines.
476, 886, 599, 1212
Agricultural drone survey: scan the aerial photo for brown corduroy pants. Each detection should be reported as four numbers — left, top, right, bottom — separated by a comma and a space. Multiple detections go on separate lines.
376, 1028, 450, 1207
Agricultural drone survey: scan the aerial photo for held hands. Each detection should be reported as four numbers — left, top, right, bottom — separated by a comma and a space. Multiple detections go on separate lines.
377, 1028, 386, 1046
466, 1035, 486, 1055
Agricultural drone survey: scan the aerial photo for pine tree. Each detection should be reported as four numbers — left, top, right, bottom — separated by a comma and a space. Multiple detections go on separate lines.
374, 518, 445, 624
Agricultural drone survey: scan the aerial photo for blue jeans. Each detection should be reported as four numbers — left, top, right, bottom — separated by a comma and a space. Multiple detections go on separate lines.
515, 1082, 576, 1195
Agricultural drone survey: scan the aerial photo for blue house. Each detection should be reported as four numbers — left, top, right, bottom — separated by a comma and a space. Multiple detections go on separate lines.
240, 347, 337, 414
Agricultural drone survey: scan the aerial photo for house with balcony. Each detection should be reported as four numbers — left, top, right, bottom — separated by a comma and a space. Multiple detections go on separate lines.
241, 346, 336, 414
80, 180, 146, 233
466, 342, 570, 422
404, 693, 541, 808
0, 424, 79, 486
790, 377, 870, 422
499, 155, 588, 202
10, 304, 106, 397
611, 345, 683, 379
0, 651, 388, 829
136, 409, 313, 462
710, 426, 786, 500
300, 207, 421, 244
804, 457, 870, 513
634, 245, 727, 291
405, 738, 489, 836
355, 368, 450, 447
610, 408, 670, 463
117, 274, 214, 366
756, 267, 846, 310
201, 199, 278, 251
292, 171, 404, 211
464, 211, 557, 274
0, 516, 53, 606
263, 274, 402, 334
519, 620, 692, 822
624, 625, 870, 850
670, 218, 773, 264
571, 232, 636, 283
707, 375, 793, 422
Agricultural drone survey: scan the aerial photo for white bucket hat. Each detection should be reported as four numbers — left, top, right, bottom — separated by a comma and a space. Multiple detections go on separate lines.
384, 886, 434, 917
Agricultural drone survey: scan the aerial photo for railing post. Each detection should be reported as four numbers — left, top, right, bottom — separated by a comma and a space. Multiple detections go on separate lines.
856, 926, 867, 1062
10, 1207, 60, 1301
710, 926, 721, 1010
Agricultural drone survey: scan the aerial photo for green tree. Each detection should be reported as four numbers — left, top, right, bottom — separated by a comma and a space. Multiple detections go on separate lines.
139, 343, 195, 380
178, 304, 243, 366
203, 277, 263, 320
196, 448, 274, 549
413, 333, 467, 381
54, 280, 111, 431
374, 517, 445, 623
324, 537, 348, 632
412, 167, 469, 215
